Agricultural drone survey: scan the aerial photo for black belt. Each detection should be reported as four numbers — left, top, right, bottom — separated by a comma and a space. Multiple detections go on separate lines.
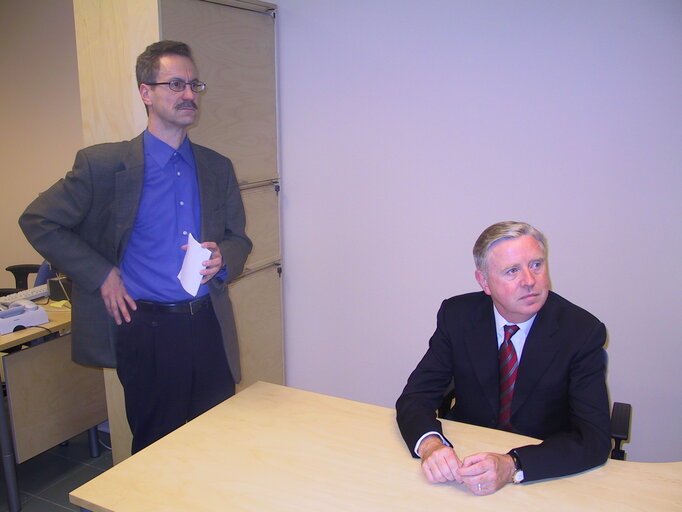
136, 295, 210, 315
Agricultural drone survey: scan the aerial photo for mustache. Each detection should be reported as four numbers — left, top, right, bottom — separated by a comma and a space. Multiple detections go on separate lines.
175, 101, 198, 110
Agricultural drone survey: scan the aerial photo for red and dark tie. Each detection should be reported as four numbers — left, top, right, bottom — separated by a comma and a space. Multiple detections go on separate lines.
499, 324, 520, 431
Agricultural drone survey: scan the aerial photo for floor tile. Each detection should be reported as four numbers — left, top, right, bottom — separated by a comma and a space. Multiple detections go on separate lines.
0, 489, 32, 512
38, 465, 104, 511
83, 451, 112, 473
0, 431, 112, 512
10, 495, 72, 512
47, 431, 101, 464
15, 453, 83, 496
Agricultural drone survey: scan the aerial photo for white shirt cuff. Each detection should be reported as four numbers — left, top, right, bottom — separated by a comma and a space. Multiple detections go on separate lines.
414, 431, 451, 458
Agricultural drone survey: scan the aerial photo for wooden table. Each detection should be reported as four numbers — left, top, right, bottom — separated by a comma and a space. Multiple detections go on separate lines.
70, 381, 682, 511
0, 304, 106, 512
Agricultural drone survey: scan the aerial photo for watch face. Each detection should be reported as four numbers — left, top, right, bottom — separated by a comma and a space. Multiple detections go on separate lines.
513, 469, 525, 483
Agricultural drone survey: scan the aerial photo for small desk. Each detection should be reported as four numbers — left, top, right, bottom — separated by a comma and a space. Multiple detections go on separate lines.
71, 382, 682, 512
0, 306, 71, 352
0, 305, 107, 512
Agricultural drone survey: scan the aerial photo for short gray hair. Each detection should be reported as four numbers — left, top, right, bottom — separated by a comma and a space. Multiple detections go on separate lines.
473, 221, 547, 272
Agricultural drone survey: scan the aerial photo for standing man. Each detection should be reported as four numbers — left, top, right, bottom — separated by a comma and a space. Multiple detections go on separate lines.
20, 41, 252, 453
396, 221, 611, 494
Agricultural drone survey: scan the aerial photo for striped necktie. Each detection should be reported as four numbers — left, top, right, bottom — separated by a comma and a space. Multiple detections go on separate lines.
499, 324, 520, 431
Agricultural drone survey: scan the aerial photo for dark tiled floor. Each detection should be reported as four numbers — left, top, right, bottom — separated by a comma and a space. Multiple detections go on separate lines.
0, 431, 112, 512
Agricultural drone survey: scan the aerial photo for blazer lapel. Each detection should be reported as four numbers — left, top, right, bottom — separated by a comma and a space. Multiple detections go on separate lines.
463, 299, 500, 416
512, 294, 561, 415
114, 134, 145, 263
193, 145, 218, 241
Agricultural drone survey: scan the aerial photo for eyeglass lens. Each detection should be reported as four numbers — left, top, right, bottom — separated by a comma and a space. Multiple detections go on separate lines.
168, 80, 206, 93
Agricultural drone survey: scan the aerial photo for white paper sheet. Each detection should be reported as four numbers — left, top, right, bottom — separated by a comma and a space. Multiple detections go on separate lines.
177, 233, 211, 296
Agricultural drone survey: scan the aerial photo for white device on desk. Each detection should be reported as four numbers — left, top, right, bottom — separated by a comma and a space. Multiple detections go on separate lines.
0, 299, 49, 335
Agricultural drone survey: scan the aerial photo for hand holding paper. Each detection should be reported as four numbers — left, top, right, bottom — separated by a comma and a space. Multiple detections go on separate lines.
177, 233, 212, 296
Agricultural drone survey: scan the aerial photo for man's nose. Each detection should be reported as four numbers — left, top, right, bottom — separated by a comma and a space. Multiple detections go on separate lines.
520, 267, 535, 287
181, 84, 196, 99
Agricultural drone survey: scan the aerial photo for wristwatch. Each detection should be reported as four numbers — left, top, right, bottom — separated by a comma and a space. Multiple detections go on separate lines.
508, 449, 524, 483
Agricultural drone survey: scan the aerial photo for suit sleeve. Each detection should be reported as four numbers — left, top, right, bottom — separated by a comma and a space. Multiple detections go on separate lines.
210, 157, 252, 287
19, 150, 114, 293
396, 301, 456, 457
514, 321, 612, 481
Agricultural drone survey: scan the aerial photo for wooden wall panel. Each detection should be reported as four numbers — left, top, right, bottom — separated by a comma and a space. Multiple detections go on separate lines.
160, 0, 283, 395
230, 265, 284, 391
160, 0, 278, 184
73, 0, 159, 145
103, 368, 132, 466
242, 183, 281, 271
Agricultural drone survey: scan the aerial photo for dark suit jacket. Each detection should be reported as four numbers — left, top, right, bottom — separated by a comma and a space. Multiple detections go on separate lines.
396, 291, 611, 481
19, 133, 252, 380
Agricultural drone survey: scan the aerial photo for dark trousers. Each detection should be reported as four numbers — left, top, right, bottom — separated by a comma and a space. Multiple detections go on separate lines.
116, 299, 235, 453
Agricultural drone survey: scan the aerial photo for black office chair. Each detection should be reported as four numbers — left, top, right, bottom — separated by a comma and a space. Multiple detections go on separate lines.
7, 264, 42, 289
1, 263, 56, 296
2, 264, 42, 295
437, 386, 632, 461
610, 401, 632, 460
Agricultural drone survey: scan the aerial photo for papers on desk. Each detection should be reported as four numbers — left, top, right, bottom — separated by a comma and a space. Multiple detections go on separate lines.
177, 233, 211, 296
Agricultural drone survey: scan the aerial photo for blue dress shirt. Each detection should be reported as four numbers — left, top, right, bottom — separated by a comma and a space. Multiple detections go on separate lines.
120, 130, 208, 302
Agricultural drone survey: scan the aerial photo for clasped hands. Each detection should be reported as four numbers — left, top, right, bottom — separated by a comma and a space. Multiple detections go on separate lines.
418, 435, 515, 496
101, 241, 223, 325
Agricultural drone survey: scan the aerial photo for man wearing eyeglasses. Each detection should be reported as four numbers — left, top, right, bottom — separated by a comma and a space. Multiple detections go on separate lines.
19, 41, 252, 453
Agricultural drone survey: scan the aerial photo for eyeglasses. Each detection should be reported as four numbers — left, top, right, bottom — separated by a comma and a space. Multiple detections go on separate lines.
145, 79, 207, 93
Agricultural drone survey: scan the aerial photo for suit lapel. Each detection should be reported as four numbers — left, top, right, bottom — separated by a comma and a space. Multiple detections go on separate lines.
193, 144, 217, 241
463, 298, 500, 416
114, 134, 145, 263
512, 293, 561, 415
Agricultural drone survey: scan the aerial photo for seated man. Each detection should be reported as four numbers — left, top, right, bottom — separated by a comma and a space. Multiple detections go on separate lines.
396, 221, 611, 495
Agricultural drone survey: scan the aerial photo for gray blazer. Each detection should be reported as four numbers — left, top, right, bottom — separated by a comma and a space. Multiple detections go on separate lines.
19, 133, 252, 381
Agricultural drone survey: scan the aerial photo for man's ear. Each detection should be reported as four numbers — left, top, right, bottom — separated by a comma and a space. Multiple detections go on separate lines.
139, 83, 153, 107
475, 269, 491, 296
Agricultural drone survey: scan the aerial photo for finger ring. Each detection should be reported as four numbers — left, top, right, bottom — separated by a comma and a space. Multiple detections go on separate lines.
477, 483, 482, 491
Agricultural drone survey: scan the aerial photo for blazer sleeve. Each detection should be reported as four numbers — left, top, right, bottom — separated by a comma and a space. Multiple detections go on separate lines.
215, 156, 252, 284
514, 320, 612, 481
194, 147, 252, 287
395, 300, 457, 456
19, 149, 115, 293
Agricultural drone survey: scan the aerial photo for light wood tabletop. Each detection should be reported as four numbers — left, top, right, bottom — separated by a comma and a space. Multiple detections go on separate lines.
70, 381, 682, 512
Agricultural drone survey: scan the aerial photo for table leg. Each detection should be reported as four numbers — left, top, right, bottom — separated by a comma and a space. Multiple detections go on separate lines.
0, 392, 21, 512
88, 427, 100, 458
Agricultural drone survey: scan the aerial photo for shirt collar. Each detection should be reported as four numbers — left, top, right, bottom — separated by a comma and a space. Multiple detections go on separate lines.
143, 129, 194, 168
493, 305, 536, 338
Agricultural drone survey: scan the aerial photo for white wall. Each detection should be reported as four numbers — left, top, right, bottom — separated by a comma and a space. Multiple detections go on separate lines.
0, 0, 83, 287
277, 0, 682, 462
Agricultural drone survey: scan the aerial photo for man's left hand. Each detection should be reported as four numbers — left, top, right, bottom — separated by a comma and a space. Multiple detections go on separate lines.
456, 452, 516, 495
199, 241, 223, 283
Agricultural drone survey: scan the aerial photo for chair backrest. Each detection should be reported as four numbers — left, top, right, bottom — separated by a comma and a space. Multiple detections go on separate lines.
610, 401, 632, 460
5, 264, 42, 290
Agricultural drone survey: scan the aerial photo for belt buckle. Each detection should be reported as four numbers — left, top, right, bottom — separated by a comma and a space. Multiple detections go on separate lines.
189, 297, 204, 315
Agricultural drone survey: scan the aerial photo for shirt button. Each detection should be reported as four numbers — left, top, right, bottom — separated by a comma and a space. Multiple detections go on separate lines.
177, 171, 181, 176
179, 201, 185, 206
182, 230, 188, 235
